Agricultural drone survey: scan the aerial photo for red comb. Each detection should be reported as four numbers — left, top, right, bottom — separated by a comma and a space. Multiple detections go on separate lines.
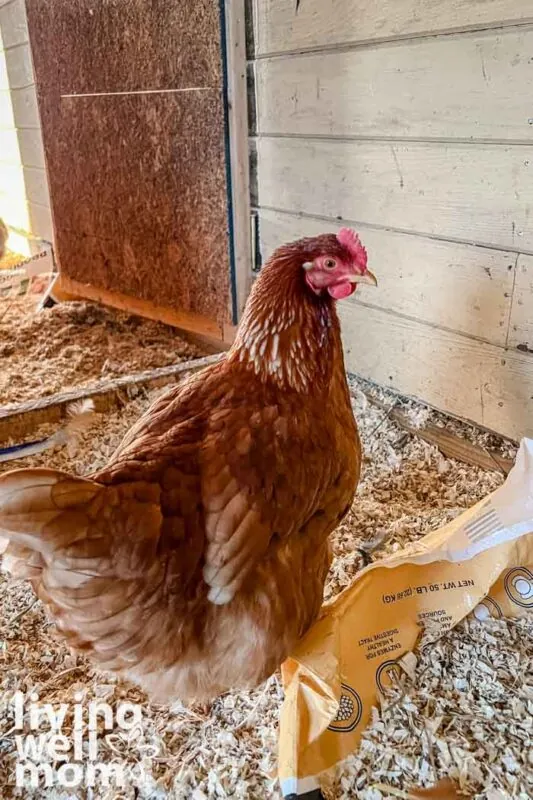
337, 228, 367, 269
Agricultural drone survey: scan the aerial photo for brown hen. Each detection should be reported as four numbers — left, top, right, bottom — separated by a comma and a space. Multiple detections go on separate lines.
0, 229, 376, 703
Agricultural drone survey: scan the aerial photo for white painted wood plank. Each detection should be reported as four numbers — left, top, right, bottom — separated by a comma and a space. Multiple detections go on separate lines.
338, 302, 533, 441
0, 0, 29, 50
23, 166, 50, 207
17, 127, 45, 169
255, 0, 533, 55
5, 41, 34, 89
256, 137, 533, 252
10, 84, 40, 127
28, 201, 53, 242
508, 254, 533, 351
224, 0, 252, 321
258, 209, 515, 346
256, 30, 533, 141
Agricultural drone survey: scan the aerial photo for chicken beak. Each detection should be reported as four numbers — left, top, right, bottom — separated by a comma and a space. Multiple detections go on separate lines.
351, 270, 378, 287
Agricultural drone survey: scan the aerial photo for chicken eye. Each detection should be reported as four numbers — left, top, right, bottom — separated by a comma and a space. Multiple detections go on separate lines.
324, 258, 336, 269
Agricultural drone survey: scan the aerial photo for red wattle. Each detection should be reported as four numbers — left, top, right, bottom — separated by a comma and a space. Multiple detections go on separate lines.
328, 281, 355, 300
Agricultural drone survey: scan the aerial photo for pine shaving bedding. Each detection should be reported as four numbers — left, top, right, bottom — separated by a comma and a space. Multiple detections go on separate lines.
0, 379, 530, 799
0, 297, 202, 407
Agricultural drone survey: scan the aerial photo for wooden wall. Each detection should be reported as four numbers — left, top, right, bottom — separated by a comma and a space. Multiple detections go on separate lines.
0, 0, 53, 249
251, 0, 533, 441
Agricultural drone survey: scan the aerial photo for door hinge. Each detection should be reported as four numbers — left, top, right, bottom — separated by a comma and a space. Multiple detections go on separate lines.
250, 210, 261, 273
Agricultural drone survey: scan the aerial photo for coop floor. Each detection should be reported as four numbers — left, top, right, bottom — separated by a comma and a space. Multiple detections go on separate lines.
0, 378, 530, 799
0, 296, 203, 408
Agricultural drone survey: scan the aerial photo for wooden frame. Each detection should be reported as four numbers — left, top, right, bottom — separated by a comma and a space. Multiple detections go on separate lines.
222, 0, 253, 321
58, 275, 237, 349
0, 354, 225, 444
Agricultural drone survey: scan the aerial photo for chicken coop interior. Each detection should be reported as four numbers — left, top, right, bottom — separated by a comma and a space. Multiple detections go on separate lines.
0, 1, 532, 799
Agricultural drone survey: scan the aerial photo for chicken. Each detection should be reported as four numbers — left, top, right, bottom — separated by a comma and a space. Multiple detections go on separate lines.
0, 228, 377, 703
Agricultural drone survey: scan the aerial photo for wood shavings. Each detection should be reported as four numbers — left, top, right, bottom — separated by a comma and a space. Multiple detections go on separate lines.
0, 297, 201, 407
331, 618, 531, 800
0, 375, 527, 798
353, 376, 518, 463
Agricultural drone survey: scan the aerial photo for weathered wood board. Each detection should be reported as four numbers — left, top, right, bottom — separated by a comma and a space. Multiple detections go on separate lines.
339, 303, 533, 442
256, 29, 533, 141
254, 0, 533, 55
58, 275, 224, 341
365, 395, 514, 472
250, 1, 533, 441
256, 137, 533, 252
508, 254, 533, 352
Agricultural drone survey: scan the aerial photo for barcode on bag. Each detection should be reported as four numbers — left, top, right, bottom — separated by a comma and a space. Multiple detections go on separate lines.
463, 501, 504, 543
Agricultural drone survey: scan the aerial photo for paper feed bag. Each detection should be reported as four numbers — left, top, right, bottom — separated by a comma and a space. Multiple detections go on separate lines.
278, 438, 533, 798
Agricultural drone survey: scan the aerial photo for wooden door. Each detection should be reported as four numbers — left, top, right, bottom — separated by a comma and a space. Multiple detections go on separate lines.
25, 0, 249, 342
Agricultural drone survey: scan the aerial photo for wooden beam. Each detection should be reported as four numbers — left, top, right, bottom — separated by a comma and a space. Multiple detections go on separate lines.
58, 275, 225, 342
53, 274, 238, 353
0, 354, 225, 444
365, 395, 515, 475
223, 0, 253, 320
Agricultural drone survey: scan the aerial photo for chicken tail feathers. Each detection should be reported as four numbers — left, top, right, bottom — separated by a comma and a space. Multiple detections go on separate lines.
0, 468, 166, 668
0, 467, 101, 550
0, 468, 102, 579
0, 467, 162, 584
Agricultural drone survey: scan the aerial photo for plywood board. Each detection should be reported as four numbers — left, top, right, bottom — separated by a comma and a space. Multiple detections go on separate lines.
41, 91, 230, 321
255, 0, 533, 55
26, 0, 221, 94
256, 137, 533, 252
256, 30, 533, 141
258, 209, 515, 346
339, 302, 533, 442
508, 254, 533, 352
25, 0, 233, 325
